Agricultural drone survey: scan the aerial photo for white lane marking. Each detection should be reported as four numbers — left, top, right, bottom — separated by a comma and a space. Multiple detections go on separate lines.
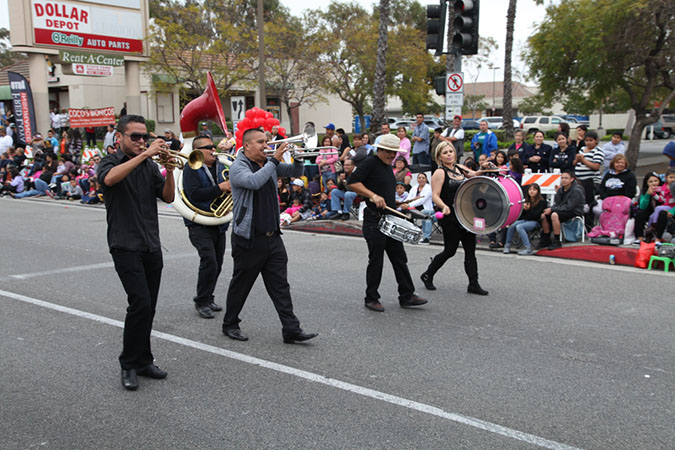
2, 197, 183, 219
0, 289, 579, 450
8, 252, 196, 280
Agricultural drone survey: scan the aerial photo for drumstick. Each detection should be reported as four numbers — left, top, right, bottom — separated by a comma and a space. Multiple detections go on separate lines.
384, 206, 411, 220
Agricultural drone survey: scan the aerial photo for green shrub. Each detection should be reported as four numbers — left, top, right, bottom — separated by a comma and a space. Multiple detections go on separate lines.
545, 129, 557, 139
601, 134, 629, 141
145, 119, 156, 134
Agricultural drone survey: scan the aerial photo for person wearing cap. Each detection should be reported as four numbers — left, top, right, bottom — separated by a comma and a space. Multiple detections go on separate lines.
286, 178, 314, 223
163, 129, 181, 151
221, 128, 318, 344
441, 115, 465, 160
324, 123, 341, 149
347, 133, 428, 312
200, 122, 213, 139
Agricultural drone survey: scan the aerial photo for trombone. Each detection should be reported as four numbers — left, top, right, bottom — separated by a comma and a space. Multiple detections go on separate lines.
267, 122, 317, 149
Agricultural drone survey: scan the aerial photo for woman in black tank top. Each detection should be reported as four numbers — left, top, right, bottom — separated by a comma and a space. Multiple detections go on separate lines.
420, 142, 489, 296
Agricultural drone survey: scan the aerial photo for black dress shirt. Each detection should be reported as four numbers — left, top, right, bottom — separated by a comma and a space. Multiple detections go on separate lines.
98, 152, 166, 252
347, 154, 396, 223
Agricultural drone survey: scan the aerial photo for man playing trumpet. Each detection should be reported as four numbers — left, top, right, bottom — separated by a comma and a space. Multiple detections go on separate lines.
222, 128, 318, 344
97, 114, 175, 391
182, 134, 231, 319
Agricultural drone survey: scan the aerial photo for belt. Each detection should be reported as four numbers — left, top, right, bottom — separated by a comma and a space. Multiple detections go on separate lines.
255, 231, 277, 237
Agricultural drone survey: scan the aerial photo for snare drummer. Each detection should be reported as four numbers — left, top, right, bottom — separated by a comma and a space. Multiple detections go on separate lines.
347, 133, 428, 312
419, 141, 489, 296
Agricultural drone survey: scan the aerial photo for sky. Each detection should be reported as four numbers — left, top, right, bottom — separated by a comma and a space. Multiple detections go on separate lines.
0, 0, 546, 84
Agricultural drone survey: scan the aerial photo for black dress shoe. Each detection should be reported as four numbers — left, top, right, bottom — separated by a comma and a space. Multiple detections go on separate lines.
420, 272, 436, 290
283, 331, 318, 344
400, 294, 428, 308
137, 364, 168, 379
208, 302, 222, 311
467, 284, 489, 296
365, 301, 385, 312
195, 304, 215, 319
121, 369, 138, 391
223, 328, 249, 341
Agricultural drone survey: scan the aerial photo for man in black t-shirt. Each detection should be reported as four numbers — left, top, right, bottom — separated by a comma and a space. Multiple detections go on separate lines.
163, 129, 182, 151
98, 114, 175, 391
347, 134, 427, 312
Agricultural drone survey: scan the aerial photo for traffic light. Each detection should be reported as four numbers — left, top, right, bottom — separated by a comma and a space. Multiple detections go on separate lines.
452, 0, 480, 55
435, 76, 446, 95
426, 1, 448, 55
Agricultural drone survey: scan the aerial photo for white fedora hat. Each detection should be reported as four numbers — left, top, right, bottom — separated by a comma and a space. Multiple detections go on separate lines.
375, 133, 401, 152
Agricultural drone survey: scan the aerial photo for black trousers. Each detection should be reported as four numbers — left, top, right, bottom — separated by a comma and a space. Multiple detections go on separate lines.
188, 225, 226, 306
634, 208, 652, 238
110, 249, 163, 370
426, 219, 479, 285
362, 220, 415, 304
222, 232, 301, 335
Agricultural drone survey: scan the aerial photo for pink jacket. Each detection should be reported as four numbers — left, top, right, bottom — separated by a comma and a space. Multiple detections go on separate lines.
317, 147, 339, 173
393, 138, 411, 165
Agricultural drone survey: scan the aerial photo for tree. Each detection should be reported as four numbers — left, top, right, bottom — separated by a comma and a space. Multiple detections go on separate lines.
525, 0, 675, 168
265, 15, 328, 134
371, 0, 391, 132
0, 28, 27, 68
463, 94, 488, 118
502, 0, 518, 140
517, 94, 551, 116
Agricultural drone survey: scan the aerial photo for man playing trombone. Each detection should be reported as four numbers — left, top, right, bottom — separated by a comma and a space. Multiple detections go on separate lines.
222, 128, 318, 344
182, 134, 231, 319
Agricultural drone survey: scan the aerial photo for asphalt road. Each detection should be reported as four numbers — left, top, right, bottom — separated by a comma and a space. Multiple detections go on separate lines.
1, 197, 673, 449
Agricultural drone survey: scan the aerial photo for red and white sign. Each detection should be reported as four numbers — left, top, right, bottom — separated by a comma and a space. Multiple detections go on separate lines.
68, 107, 115, 128
73, 63, 113, 77
447, 73, 463, 92
31, 0, 143, 54
522, 173, 561, 195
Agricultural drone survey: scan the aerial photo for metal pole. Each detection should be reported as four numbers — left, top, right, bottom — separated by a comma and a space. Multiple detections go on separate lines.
492, 66, 500, 116
257, 0, 266, 110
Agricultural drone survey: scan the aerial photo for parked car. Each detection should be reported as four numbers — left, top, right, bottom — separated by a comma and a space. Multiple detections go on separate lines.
423, 116, 448, 129
644, 120, 671, 139
561, 115, 590, 127
461, 119, 481, 130
520, 115, 569, 134
482, 116, 522, 130
660, 115, 675, 138
392, 120, 415, 131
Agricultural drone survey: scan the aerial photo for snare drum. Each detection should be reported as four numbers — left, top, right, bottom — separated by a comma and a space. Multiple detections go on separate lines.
453, 175, 524, 234
378, 215, 423, 244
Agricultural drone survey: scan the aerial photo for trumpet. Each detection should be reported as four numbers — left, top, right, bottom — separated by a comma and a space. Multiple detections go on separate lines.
149, 146, 205, 171
264, 146, 339, 159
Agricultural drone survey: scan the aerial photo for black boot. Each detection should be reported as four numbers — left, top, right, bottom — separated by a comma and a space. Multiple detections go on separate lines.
420, 272, 436, 290
467, 282, 489, 296
538, 233, 552, 249
548, 234, 562, 250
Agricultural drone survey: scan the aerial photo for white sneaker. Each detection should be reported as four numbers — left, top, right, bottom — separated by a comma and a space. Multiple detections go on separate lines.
503, 246, 510, 254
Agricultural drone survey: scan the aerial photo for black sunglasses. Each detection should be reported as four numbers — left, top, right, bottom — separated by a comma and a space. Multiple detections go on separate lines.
196, 144, 216, 150
124, 132, 150, 142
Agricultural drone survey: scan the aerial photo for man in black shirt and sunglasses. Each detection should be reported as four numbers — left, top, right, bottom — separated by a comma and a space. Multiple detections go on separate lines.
182, 135, 232, 319
98, 115, 175, 391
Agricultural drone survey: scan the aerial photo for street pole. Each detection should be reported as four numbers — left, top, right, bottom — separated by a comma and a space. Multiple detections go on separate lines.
492, 66, 500, 116
257, 0, 266, 110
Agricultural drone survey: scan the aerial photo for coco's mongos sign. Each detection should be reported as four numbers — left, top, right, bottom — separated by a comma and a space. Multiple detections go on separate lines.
58, 50, 124, 67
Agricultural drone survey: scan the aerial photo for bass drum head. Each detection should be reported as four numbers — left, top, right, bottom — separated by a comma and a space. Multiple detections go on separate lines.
454, 176, 509, 234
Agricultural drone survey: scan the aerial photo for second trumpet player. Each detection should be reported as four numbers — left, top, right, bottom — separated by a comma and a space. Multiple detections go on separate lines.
182, 134, 232, 319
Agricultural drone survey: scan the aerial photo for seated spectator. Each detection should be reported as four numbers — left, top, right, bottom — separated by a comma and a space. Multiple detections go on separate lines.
648, 170, 675, 242
549, 132, 577, 172
13, 147, 27, 168
663, 141, 675, 168
287, 178, 313, 223
81, 176, 102, 204
504, 183, 545, 255
277, 177, 291, 211
508, 130, 531, 160
328, 159, 357, 220
593, 154, 637, 217
309, 191, 332, 220
430, 128, 443, 161
13, 165, 55, 199
601, 132, 625, 172
394, 182, 408, 205
308, 174, 322, 196
648, 168, 675, 231
522, 130, 551, 173
508, 156, 524, 185
361, 132, 374, 154
347, 134, 369, 166
634, 172, 664, 242
1, 166, 24, 195
463, 157, 479, 171
393, 156, 412, 187
493, 150, 508, 169
61, 178, 83, 200
399, 173, 435, 244
539, 169, 585, 250
105, 144, 116, 155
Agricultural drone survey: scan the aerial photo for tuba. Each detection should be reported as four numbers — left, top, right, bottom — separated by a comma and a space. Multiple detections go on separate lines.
172, 72, 234, 225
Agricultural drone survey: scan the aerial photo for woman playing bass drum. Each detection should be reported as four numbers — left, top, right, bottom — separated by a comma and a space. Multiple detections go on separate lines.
420, 141, 489, 295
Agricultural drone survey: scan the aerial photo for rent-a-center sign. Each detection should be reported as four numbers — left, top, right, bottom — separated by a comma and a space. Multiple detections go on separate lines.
31, 0, 144, 53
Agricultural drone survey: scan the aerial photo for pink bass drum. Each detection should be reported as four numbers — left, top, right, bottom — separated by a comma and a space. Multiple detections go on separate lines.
453, 175, 525, 234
